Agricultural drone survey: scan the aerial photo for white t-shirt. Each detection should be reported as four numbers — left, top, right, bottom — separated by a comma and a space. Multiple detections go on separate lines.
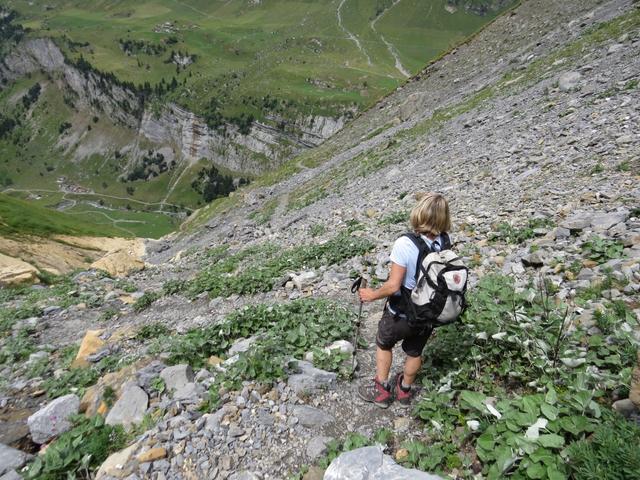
389, 234, 444, 290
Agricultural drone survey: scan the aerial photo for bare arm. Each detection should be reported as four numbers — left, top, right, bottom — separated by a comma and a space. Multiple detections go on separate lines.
358, 262, 406, 302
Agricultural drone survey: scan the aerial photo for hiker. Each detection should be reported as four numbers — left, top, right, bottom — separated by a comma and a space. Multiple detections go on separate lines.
357, 192, 452, 408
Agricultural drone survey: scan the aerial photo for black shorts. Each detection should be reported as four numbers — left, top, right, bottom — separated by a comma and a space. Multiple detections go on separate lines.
376, 308, 433, 358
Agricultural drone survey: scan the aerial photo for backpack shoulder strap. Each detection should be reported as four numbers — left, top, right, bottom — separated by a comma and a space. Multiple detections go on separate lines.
401, 232, 432, 283
440, 232, 452, 251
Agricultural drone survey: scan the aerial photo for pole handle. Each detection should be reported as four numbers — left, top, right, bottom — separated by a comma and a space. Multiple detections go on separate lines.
350, 276, 368, 293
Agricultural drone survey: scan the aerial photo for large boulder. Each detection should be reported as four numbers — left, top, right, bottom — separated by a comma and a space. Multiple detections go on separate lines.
105, 383, 148, 427
324, 446, 444, 480
91, 250, 144, 278
0, 443, 31, 475
27, 394, 80, 444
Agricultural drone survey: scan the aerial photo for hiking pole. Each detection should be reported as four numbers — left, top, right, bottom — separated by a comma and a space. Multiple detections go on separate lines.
350, 276, 367, 378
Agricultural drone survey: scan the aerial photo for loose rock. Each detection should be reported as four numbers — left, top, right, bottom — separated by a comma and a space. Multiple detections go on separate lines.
27, 394, 80, 444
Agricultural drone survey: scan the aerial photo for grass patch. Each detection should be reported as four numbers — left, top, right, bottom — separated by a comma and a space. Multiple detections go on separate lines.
379, 210, 409, 226
0, 193, 128, 238
132, 291, 161, 312
249, 198, 278, 225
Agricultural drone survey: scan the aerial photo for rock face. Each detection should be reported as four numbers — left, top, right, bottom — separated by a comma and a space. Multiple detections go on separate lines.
91, 250, 145, 278
324, 446, 444, 480
95, 442, 139, 479
0, 253, 39, 286
0, 38, 344, 177
291, 405, 334, 428
27, 394, 80, 444
139, 104, 344, 175
105, 384, 148, 427
558, 71, 582, 91
0, 38, 141, 127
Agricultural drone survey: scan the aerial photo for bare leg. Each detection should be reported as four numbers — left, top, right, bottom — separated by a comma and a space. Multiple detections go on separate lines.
403, 355, 422, 385
376, 347, 392, 383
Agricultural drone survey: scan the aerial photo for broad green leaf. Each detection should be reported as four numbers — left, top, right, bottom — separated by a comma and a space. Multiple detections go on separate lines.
545, 385, 557, 405
514, 437, 537, 455
588, 335, 603, 347
537, 434, 564, 449
477, 432, 495, 450
522, 396, 541, 416
506, 420, 521, 432
514, 411, 537, 427
547, 465, 567, 480
540, 403, 558, 421
526, 462, 546, 479
460, 390, 487, 412
529, 447, 555, 465
495, 446, 516, 473
604, 354, 621, 365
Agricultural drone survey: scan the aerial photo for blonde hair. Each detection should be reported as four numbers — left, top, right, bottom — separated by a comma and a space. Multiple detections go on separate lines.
410, 192, 451, 236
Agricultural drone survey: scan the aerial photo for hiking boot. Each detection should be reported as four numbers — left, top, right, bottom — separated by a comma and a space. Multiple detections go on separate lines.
394, 373, 416, 405
358, 378, 393, 408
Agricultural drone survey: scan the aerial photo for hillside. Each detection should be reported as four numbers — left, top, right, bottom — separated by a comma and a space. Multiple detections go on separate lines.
0, 0, 515, 238
0, 0, 639, 479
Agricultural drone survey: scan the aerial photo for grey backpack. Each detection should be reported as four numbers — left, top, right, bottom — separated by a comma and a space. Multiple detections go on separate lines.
400, 233, 468, 330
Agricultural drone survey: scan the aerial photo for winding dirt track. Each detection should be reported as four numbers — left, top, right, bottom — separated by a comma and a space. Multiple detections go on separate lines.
337, 0, 373, 66
370, 0, 411, 78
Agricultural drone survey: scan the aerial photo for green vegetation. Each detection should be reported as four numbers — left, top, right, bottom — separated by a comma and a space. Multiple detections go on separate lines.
136, 322, 170, 340
42, 346, 129, 399
581, 236, 624, 264
491, 218, 554, 245
0, 193, 128, 238
10, 0, 513, 121
309, 223, 327, 237
249, 198, 278, 225
379, 210, 408, 225
186, 231, 373, 298
148, 299, 356, 396
23, 415, 129, 480
566, 412, 640, 479
400, 273, 639, 479
0, 329, 35, 365
132, 291, 162, 312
